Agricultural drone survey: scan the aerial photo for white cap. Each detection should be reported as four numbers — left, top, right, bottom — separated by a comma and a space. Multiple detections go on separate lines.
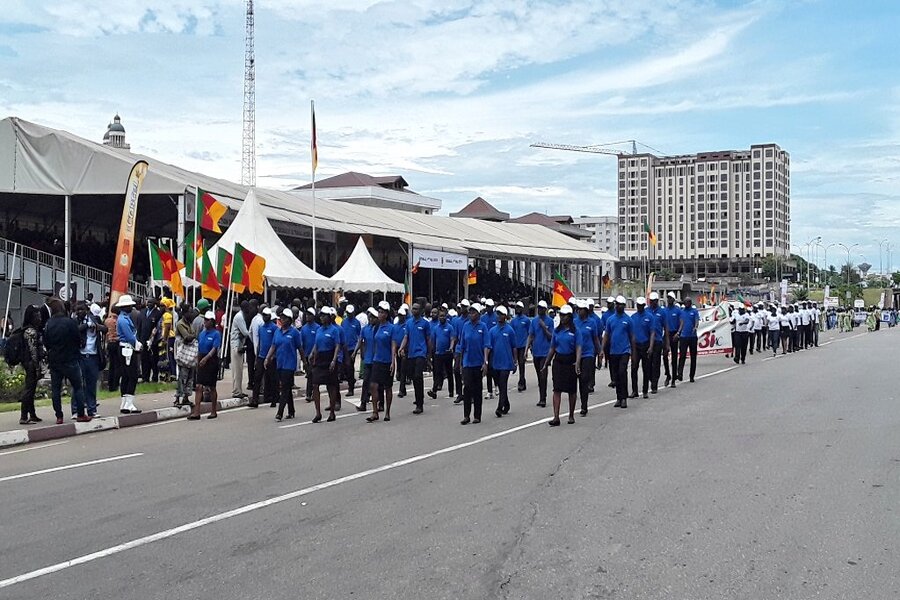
400, 303, 409, 311
346, 304, 355, 314
282, 308, 294, 319
470, 303, 483, 312
90, 303, 102, 317
649, 292, 659, 301
378, 300, 391, 311
306, 307, 316, 315
262, 307, 272, 316
338, 296, 348, 303
398, 306, 408, 315
485, 298, 495, 307
114, 294, 136, 308
636, 296, 646, 305
460, 298, 470, 307
448, 309, 458, 317
496, 305, 508, 316
615, 295, 627, 304
588, 298, 595, 306
606, 296, 615, 303
441, 303, 448, 309
204, 310, 216, 320
559, 304, 573, 315
667, 292, 678, 299
577, 299, 589, 309
515, 301, 524, 308
538, 300, 548, 309
367, 307, 379, 317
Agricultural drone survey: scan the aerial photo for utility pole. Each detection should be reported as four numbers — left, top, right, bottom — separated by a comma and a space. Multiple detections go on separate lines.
241, 0, 256, 186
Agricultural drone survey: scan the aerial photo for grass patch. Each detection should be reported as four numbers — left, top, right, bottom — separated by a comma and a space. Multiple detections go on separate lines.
0, 398, 52, 413
0, 381, 179, 411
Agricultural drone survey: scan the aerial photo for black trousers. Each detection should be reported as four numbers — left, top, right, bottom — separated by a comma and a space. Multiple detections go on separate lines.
578, 356, 594, 410
516, 349, 527, 390
404, 356, 426, 408
609, 353, 630, 402
20, 362, 39, 420
360, 363, 384, 409
533, 356, 549, 403
678, 337, 698, 381
141, 340, 159, 382
304, 360, 314, 400
485, 367, 494, 395
276, 369, 295, 418
608, 350, 617, 386
631, 342, 650, 395
343, 358, 356, 393
252, 357, 276, 405
106, 341, 121, 391
735, 331, 748, 363
246, 339, 256, 386
757, 329, 765, 351
432, 353, 454, 396
453, 355, 463, 398
494, 369, 510, 413
462, 366, 483, 420
668, 336, 679, 381
396, 354, 407, 394
649, 343, 662, 391
121, 350, 139, 395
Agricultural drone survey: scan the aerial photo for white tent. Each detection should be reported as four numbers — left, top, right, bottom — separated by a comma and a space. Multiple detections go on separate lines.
209, 189, 341, 290
332, 237, 405, 293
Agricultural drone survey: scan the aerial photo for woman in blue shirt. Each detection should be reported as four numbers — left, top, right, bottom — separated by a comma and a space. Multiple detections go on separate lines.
455, 304, 489, 425
358, 308, 379, 413
188, 311, 221, 421
266, 308, 303, 421
488, 306, 517, 418
367, 301, 397, 422
310, 307, 344, 423
541, 304, 582, 426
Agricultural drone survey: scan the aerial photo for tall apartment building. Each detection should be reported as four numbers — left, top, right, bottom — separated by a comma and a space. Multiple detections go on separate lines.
617, 143, 790, 280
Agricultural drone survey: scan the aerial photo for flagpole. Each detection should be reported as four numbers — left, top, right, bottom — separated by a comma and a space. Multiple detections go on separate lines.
193, 187, 199, 306
310, 100, 317, 269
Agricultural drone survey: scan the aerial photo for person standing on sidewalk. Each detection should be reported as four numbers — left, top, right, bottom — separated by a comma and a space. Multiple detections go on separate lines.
76, 301, 107, 418
526, 300, 554, 408
510, 301, 531, 392
104, 307, 120, 392
114, 295, 142, 414
188, 311, 221, 421
230, 300, 251, 400
174, 306, 197, 407
43, 298, 89, 424
18, 305, 44, 425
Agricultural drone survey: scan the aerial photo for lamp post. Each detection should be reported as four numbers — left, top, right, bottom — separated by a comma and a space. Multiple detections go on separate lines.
806, 236, 820, 291
838, 243, 859, 288
818, 242, 835, 288
878, 239, 888, 280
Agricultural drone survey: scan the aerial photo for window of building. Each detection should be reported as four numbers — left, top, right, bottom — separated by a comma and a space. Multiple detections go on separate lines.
765, 148, 773, 157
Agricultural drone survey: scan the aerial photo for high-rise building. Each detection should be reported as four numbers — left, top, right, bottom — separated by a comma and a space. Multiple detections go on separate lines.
617, 143, 790, 280
102, 114, 130, 150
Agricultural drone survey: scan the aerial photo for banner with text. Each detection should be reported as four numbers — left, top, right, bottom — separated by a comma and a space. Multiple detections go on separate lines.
411, 247, 468, 271
110, 160, 149, 307
697, 302, 733, 356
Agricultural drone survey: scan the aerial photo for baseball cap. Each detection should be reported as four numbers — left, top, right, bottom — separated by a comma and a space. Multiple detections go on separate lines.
615, 295, 626, 304
441, 303, 448, 309
559, 304, 573, 315
649, 292, 659, 300
606, 296, 615, 303
398, 306, 408, 315
636, 296, 646, 305
577, 299, 589, 309
338, 296, 348, 303
470, 303, 483, 313
197, 299, 210, 310
306, 307, 316, 315
485, 298, 495, 307
378, 300, 391, 311
460, 299, 471, 307
448, 309, 458, 317
400, 303, 409, 311
204, 311, 216, 320
282, 308, 294, 319
667, 292, 677, 299
515, 301, 524, 308
367, 307, 378, 317
262, 307, 272, 316
346, 304, 355, 314
588, 298, 595, 306
538, 300, 548, 309
495, 305, 508, 316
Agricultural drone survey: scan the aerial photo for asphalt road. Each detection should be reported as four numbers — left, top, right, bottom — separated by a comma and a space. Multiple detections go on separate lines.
1, 328, 898, 600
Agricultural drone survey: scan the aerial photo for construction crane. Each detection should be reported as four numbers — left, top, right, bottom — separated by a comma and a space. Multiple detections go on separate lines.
530, 139, 665, 157
241, 0, 256, 186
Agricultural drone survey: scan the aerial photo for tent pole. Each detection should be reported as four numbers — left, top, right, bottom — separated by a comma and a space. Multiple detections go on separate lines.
64, 195, 71, 303
429, 268, 433, 303
408, 243, 414, 303
310, 100, 317, 305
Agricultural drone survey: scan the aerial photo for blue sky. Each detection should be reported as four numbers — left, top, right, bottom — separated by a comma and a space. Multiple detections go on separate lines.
1, 0, 898, 271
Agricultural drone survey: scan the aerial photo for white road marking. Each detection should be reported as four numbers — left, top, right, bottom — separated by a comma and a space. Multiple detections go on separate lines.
278, 412, 361, 429
0, 440, 68, 457
0, 364, 748, 589
695, 366, 737, 380
0, 453, 143, 484
134, 407, 249, 429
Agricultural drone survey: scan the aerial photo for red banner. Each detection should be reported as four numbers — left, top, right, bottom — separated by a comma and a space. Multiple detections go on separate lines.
109, 161, 149, 306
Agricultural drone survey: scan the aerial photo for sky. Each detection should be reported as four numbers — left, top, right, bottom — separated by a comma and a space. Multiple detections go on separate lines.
1, 0, 899, 271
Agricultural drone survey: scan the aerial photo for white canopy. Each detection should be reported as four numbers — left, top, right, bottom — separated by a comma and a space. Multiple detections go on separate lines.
209, 189, 341, 290
332, 237, 405, 293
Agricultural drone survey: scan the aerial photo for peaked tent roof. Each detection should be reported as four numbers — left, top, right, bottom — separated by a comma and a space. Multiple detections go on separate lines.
294, 171, 410, 191
208, 189, 341, 290
506, 212, 592, 239
331, 237, 404, 293
449, 197, 510, 221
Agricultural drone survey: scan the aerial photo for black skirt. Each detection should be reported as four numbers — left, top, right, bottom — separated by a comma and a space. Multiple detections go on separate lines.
196, 356, 219, 387
312, 349, 340, 386
370, 362, 393, 387
552, 354, 577, 394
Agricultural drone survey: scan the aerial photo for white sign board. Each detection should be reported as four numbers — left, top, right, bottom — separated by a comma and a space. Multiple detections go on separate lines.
412, 248, 468, 271
854, 299, 865, 309
823, 296, 839, 309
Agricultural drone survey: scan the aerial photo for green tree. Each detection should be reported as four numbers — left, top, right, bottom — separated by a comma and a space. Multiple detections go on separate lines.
892, 271, 900, 286
656, 268, 676, 281
792, 287, 809, 302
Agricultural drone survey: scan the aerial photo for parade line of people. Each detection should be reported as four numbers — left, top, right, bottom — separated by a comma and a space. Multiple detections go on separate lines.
10, 292, 838, 428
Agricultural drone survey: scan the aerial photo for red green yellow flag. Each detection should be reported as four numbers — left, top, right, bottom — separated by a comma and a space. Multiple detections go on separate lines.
184, 229, 204, 281
196, 188, 227, 234
148, 240, 185, 298
643, 219, 657, 246
232, 243, 265, 294
199, 242, 222, 301
551, 271, 574, 308
217, 248, 233, 292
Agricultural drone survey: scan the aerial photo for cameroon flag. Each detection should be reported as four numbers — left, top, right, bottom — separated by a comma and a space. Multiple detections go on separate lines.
643, 219, 657, 246
184, 230, 204, 281
199, 243, 222, 301
551, 271, 574, 307
217, 248, 233, 292
232, 243, 266, 294
467, 266, 477, 286
148, 241, 185, 297
196, 188, 227, 234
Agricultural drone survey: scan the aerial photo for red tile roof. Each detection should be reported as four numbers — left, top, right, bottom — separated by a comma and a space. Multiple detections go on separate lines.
449, 196, 510, 221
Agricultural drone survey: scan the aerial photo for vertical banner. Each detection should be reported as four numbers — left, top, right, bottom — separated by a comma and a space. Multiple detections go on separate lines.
110, 160, 149, 306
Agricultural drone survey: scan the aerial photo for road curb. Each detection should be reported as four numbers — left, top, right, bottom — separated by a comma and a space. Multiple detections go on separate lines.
0, 397, 249, 450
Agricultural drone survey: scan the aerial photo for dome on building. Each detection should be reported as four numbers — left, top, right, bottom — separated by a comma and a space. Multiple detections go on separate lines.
108, 114, 125, 133
102, 114, 131, 150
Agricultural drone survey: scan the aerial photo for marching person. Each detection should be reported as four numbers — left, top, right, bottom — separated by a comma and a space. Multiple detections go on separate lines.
629, 297, 655, 400
599, 296, 616, 388
733, 306, 751, 364
267, 308, 303, 421
309, 307, 343, 422
299, 307, 319, 402
367, 302, 396, 422
575, 300, 600, 416
779, 306, 794, 354
676, 297, 700, 384
188, 310, 221, 421
511, 301, 531, 392
542, 304, 581, 426
393, 305, 409, 398
525, 300, 553, 408
647, 292, 666, 393
456, 303, 489, 425
428, 306, 456, 400
663, 293, 682, 387
399, 302, 431, 415
488, 305, 516, 417
604, 295, 633, 408
767, 308, 781, 357
799, 302, 811, 349
114, 295, 142, 415
341, 304, 361, 397
481, 299, 497, 400
251, 307, 278, 409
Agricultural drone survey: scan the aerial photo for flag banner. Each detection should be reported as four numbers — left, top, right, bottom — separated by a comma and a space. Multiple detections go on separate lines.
233, 243, 266, 294
311, 101, 318, 174
551, 271, 574, 307
149, 240, 166, 282
646, 271, 655, 297
199, 242, 222, 301
467, 266, 477, 286
196, 188, 227, 233
110, 160, 149, 307
411, 260, 420, 275
404, 270, 412, 305
184, 229, 204, 281
697, 302, 734, 356
217, 248, 233, 291
642, 219, 657, 246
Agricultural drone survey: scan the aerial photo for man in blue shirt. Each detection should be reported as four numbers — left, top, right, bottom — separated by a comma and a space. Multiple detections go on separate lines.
358, 308, 380, 412
575, 301, 601, 416
428, 307, 456, 400
251, 307, 278, 408
481, 299, 497, 399
599, 296, 616, 387
510, 301, 531, 392
677, 297, 701, 383
526, 300, 554, 407
604, 295, 634, 408
400, 303, 432, 414
455, 304, 489, 424
663, 292, 682, 387
629, 297, 656, 400
341, 305, 362, 398
266, 309, 303, 421
647, 292, 668, 393
488, 305, 517, 418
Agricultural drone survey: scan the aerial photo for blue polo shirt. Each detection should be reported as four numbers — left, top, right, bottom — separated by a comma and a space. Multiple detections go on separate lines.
361, 324, 376, 365
630, 309, 655, 345
511, 314, 531, 349
664, 305, 682, 334
488, 323, 516, 371
482, 310, 497, 331
679, 307, 701, 338
529, 315, 554, 358
648, 305, 666, 340
342, 316, 361, 351
314, 323, 343, 358
256, 320, 278, 359
198, 328, 221, 356
403, 316, 430, 358
392, 317, 408, 351
574, 315, 598, 358
299, 322, 319, 356
457, 319, 489, 368
431, 319, 455, 355
605, 312, 633, 355
373, 323, 395, 364
551, 326, 580, 356
272, 326, 302, 371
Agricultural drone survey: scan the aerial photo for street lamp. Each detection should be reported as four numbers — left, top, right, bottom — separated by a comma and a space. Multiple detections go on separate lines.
837, 243, 859, 287
806, 236, 820, 291
818, 242, 835, 288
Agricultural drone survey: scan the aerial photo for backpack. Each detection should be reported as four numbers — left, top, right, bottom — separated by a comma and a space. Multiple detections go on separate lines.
3, 328, 25, 367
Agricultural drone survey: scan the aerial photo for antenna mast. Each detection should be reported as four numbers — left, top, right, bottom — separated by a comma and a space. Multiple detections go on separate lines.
241, 0, 256, 186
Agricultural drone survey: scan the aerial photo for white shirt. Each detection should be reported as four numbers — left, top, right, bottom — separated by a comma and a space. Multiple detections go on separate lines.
230, 311, 249, 350
779, 314, 793, 328
767, 314, 781, 329
800, 309, 810, 326
250, 313, 264, 352
735, 313, 751, 333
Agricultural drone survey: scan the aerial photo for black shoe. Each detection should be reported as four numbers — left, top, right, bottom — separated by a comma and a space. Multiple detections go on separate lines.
345, 391, 354, 398
460, 418, 470, 425
311, 415, 322, 423
187, 415, 201, 421
334, 403, 342, 412
536, 401, 546, 407
453, 397, 463, 405
643, 393, 648, 399
378, 401, 384, 411
473, 418, 480, 424
398, 390, 406, 398
621, 400, 628, 409
285, 414, 295, 420
607, 382, 616, 388
366, 415, 379, 422
629, 393, 638, 399
650, 388, 658, 394
495, 409, 503, 418
614, 401, 622, 408
567, 417, 575, 424
271, 402, 277, 408
690, 378, 695, 383
548, 418, 560, 427
356, 405, 367, 412
502, 404, 510, 414
427, 390, 437, 400
579, 409, 587, 417
249, 402, 259, 408
326, 414, 336, 422
412, 407, 423, 415
664, 376, 671, 387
